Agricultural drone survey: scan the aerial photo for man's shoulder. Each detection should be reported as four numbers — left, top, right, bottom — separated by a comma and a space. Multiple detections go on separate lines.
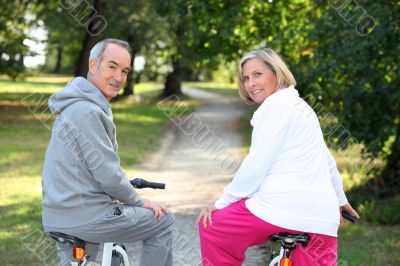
59, 101, 112, 133
64, 100, 105, 117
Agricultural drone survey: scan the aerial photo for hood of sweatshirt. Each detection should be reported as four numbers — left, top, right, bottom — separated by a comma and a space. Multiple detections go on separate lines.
48, 77, 110, 115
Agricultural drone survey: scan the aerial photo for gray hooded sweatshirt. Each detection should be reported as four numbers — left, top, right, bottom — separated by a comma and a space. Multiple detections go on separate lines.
42, 77, 143, 229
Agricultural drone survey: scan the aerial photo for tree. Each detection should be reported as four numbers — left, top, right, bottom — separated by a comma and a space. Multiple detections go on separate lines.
73, 0, 106, 77
304, 1, 400, 199
154, 0, 254, 97
0, 0, 42, 79
38, 0, 85, 74
103, 0, 164, 96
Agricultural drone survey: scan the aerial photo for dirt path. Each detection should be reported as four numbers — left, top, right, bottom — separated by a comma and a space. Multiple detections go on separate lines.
124, 87, 267, 265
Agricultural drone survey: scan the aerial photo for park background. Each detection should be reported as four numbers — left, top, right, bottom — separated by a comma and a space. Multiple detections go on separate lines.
0, 0, 399, 265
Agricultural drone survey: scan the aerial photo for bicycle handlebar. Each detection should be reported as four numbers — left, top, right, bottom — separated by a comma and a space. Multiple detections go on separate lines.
130, 178, 165, 189
130, 179, 356, 223
341, 210, 358, 223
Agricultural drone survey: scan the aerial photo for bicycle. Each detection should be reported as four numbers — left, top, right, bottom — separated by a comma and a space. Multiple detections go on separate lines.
48, 178, 166, 266
268, 211, 357, 266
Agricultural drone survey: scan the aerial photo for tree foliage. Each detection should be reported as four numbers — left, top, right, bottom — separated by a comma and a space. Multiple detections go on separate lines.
103, 0, 164, 95
37, 0, 84, 73
0, 0, 42, 79
303, 1, 400, 199
1, 1, 398, 206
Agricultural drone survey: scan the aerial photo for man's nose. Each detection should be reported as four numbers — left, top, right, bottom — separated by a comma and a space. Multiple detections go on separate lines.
114, 71, 123, 82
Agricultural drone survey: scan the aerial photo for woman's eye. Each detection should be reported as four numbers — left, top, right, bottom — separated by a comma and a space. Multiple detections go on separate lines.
243, 77, 249, 82
255, 72, 262, 77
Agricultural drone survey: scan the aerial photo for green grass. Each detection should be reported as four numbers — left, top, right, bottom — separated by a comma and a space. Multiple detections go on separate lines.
0, 76, 195, 265
338, 223, 400, 265
0, 178, 44, 265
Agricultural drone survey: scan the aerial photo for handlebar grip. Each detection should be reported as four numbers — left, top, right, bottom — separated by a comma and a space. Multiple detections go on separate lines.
341, 210, 357, 223
144, 181, 165, 189
130, 178, 165, 189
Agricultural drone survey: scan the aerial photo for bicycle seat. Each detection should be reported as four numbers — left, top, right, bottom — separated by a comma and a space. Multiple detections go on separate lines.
48, 232, 86, 247
270, 232, 310, 248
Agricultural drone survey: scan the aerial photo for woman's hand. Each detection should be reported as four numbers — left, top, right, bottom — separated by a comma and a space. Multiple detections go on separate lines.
142, 199, 168, 221
340, 203, 360, 223
197, 204, 217, 228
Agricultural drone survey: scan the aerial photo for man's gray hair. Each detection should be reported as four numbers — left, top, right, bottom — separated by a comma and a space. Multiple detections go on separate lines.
89, 38, 132, 66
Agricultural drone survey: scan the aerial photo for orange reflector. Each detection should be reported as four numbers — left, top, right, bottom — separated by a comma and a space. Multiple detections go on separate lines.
280, 257, 293, 266
73, 247, 85, 260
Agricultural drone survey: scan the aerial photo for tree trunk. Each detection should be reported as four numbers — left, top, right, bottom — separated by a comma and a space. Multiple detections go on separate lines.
123, 51, 136, 96
162, 22, 185, 97
163, 61, 182, 97
18, 54, 24, 71
74, 0, 105, 77
122, 34, 140, 97
54, 45, 62, 73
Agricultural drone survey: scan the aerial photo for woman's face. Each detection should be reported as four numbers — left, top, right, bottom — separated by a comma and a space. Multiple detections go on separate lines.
242, 59, 278, 104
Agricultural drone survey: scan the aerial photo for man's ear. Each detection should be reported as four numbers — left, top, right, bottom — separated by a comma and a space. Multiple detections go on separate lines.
88, 59, 97, 75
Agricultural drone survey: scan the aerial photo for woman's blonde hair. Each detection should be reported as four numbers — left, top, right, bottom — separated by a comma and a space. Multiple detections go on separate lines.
238, 48, 296, 104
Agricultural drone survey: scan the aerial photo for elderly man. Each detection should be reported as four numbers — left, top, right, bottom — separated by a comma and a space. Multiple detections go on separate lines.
42, 38, 174, 266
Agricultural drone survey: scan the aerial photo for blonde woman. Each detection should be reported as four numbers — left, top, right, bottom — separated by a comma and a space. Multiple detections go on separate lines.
197, 48, 359, 265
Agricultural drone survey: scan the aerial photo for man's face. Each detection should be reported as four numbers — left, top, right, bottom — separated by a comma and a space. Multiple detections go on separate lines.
88, 43, 131, 101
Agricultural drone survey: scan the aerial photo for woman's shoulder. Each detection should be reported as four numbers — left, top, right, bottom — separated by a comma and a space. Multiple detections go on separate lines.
258, 90, 298, 114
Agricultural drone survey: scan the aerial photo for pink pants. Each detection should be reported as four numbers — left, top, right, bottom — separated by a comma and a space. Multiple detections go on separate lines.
198, 199, 337, 266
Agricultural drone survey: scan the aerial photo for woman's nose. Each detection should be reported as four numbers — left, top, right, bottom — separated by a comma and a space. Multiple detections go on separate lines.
247, 77, 256, 87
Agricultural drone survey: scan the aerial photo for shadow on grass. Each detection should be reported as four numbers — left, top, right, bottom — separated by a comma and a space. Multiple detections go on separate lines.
0, 92, 53, 126
0, 196, 55, 265
0, 92, 52, 105
0, 197, 42, 233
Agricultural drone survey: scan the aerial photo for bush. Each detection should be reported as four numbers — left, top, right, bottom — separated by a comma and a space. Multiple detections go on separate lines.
357, 196, 400, 225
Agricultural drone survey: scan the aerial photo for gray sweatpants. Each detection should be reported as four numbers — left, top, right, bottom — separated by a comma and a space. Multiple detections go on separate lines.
45, 204, 175, 266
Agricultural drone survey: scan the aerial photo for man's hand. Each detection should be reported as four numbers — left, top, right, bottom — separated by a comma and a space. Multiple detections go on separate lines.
340, 203, 360, 223
197, 204, 217, 229
142, 199, 168, 221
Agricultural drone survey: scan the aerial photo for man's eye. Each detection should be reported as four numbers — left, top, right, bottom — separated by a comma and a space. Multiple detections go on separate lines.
109, 65, 116, 70
243, 77, 249, 82
255, 72, 262, 77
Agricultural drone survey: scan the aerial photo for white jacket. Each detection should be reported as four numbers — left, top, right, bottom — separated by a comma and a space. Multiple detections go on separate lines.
215, 86, 348, 237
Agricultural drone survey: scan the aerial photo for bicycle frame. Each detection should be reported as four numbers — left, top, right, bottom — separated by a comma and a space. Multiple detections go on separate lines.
101, 242, 130, 266
268, 247, 284, 266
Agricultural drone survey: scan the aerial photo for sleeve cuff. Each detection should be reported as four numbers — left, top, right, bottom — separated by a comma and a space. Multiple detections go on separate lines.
338, 192, 348, 206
